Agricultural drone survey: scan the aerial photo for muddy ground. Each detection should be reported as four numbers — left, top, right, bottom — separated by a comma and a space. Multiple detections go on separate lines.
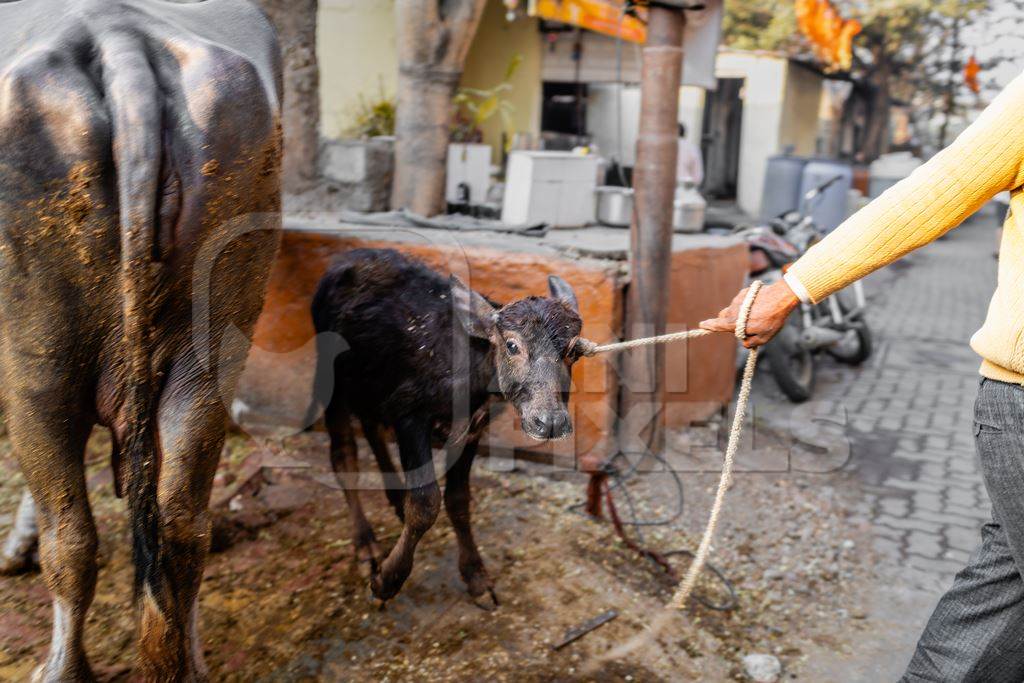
0, 419, 876, 682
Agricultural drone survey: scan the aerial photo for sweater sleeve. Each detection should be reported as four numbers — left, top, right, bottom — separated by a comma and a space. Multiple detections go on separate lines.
787, 71, 1024, 304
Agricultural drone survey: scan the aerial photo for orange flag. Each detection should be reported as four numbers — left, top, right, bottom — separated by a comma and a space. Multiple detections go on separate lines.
796, 0, 861, 71
965, 55, 981, 94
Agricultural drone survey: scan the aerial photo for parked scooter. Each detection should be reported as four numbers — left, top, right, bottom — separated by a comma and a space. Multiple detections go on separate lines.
727, 176, 872, 402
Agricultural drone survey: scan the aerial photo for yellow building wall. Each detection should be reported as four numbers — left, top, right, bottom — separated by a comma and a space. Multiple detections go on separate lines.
318, 0, 398, 140
779, 62, 823, 156
460, 1, 544, 159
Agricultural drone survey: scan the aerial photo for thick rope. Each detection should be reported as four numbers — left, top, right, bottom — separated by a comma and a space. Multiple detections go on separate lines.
669, 279, 761, 607
579, 328, 714, 356
580, 280, 763, 667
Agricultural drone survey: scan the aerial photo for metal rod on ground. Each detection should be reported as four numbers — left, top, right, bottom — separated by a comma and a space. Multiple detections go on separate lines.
618, 2, 686, 465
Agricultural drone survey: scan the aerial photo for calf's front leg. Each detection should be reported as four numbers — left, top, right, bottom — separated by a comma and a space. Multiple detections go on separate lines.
370, 414, 440, 601
444, 440, 497, 605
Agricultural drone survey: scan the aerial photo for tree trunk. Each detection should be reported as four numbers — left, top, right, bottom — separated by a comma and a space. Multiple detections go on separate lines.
861, 70, 891, 163
938, 16, 963, 149
831, 83, 857, 158
392, 0, 487, 216
254, 0, 320, 194
393, 69, 462, 215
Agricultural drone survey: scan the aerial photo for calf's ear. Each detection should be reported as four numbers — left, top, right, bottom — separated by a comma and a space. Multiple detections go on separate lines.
548, 275, 579, 312
450, 275, 497, 340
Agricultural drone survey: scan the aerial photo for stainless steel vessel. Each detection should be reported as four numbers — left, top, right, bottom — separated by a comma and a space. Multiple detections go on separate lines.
594, 186, 634, 227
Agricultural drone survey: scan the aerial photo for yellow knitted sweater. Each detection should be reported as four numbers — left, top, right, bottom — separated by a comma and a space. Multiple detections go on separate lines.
787, 70, 1024, 384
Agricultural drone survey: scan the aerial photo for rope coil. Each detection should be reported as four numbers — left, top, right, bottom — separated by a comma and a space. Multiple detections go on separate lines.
579, 280, 763, 636
671, 279, 761, 608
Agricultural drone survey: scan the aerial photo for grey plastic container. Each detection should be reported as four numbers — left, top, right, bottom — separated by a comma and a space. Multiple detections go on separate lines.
799, 159, 852, 233
760, 154, 808, 220
868, 152, 922, 198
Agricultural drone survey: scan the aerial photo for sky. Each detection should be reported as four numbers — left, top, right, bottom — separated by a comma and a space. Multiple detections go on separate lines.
962, 2, 1024, 92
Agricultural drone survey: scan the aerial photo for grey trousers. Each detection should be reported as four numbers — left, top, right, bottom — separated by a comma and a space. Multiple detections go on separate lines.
902, 378, 1024, 682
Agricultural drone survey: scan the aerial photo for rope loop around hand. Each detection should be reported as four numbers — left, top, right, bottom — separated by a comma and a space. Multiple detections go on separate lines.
734, 279, 763, 342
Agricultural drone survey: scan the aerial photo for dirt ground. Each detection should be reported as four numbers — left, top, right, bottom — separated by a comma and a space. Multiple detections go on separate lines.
0, 420, 876, 682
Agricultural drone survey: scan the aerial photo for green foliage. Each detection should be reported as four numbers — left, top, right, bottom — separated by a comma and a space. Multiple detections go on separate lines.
451, 53, 523, 149
345, 85, 397, 139
723, 0, 1004, 93
722, 0, 799, 52
723, 0, 1021, 154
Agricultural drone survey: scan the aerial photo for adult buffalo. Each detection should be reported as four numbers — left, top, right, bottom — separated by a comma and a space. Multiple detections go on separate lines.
0, 0, 282, 679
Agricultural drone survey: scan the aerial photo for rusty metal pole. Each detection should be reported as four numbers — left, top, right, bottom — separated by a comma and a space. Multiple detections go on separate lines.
583, 2, 688, 518
619, 3, 685, 462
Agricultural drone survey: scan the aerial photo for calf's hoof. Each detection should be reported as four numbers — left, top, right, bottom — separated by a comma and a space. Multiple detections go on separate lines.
462, 564, 499, 609
369, 566, 408, 603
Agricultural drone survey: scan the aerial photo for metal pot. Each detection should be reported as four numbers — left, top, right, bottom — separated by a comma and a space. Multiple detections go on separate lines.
594, 186, 634, 227
673, 182, 706, 233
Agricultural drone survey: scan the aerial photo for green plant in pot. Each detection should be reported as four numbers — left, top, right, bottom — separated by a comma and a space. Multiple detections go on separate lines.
346, 84, 396, 139
451, 53, 522, 151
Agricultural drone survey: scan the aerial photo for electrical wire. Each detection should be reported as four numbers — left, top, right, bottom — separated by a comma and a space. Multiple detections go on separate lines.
569, 451, 738, 611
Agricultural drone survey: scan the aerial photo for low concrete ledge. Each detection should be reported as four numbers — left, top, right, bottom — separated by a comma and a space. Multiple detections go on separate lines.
234, 217, 747, 462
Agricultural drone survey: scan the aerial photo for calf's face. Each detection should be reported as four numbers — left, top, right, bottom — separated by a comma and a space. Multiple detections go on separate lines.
452, 275, 583, 440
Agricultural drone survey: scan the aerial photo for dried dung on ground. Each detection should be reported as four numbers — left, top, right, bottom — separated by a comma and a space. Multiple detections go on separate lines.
0, 426, 874, 681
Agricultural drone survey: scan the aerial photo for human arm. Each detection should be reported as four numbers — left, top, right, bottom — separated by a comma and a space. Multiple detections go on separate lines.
702, 70, 1024, 345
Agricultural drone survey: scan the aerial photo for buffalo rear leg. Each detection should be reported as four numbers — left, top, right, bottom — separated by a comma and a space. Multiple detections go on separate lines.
360, 417, 405, 522
0, 487, 40, 575
371, 414, 440, 602
8, 401, 96, 682
444, 441, 497, 605
138, 369, 229, 682
327, 404, 382, 574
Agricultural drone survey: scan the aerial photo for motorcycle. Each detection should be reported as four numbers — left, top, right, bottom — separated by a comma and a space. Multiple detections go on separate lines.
729, 176, 872, 402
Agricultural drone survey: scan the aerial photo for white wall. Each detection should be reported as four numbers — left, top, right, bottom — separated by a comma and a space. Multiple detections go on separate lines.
679, 85, 705, 145
586, 84, 703, 170
715, 51, 788, 216
539, 0, 722, 89
318, 0, 398, 140
587, 84, 640, 165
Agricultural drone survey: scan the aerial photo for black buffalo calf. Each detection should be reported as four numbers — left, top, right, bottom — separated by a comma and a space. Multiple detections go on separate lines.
305, 248, 584, 603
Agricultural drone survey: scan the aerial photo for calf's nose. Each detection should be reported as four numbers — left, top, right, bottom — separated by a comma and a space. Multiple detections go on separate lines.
550, 411, 572, 439
527, 414, 553, 437
527, 412, 572, 439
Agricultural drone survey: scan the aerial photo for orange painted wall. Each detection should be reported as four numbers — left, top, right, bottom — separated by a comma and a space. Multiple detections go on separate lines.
665, 242, 750, 424
237, 229, 623, 463
236, 228, 747, 464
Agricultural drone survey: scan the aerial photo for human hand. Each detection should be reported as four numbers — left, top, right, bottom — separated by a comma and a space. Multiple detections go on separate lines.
699, 280, 801, 348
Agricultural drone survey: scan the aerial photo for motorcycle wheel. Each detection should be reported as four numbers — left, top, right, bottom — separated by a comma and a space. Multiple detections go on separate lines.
764, 311, 815, 403
827, 323, 873, 365
825, 289, 873, 365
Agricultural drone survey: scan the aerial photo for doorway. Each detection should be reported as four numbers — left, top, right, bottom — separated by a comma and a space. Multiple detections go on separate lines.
701, 77, 743, 199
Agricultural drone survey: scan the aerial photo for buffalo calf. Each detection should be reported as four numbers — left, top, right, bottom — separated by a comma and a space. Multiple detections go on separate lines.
305, 248, 584, 603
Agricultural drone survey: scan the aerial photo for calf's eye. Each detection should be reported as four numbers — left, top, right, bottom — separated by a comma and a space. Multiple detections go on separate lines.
505, 340, 520, 355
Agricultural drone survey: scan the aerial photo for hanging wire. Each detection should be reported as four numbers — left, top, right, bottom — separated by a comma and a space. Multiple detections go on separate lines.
568, 448, 737, 611
565, 0, 735, 612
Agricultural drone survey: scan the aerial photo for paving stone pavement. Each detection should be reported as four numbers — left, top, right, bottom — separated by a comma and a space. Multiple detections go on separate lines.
751, 214, 1006, 680
845, 218, 998, 585
756, 215, 1000, 586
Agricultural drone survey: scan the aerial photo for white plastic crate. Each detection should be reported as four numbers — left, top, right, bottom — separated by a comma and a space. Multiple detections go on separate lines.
501, 151, 600, 228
